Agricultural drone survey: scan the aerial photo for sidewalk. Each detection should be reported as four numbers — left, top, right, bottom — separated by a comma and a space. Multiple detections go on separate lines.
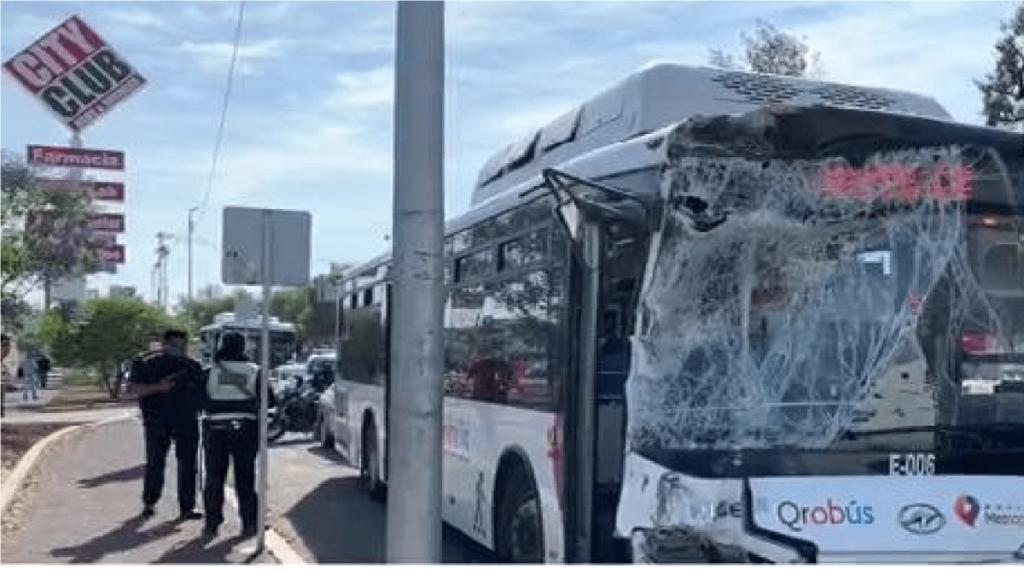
2, 370, 138, 425
1, 415, 277, 564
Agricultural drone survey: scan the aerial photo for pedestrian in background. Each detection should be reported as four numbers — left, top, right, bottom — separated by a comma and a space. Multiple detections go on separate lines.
129, 328, 204, 521
36, 354, 51, 389
22, 353, 39, 401
200, 330, 274, 539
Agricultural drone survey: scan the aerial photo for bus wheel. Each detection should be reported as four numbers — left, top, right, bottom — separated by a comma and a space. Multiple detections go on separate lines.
496, 465, 543, 563
361, 424, 385, 502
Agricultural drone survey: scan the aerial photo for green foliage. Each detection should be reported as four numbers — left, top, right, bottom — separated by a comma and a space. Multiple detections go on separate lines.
709, 19, 823, 78
31, 309, 78, 366
1, 150, 96, 323
36, 296, 186, 398
976, 3, 1024, 128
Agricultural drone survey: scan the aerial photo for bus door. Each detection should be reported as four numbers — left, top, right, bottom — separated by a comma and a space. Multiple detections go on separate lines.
592, 220, 645, 563
543, 168, 655, 562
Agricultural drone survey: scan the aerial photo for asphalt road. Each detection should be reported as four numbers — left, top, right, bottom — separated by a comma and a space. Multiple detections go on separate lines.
265, 431, 496, 563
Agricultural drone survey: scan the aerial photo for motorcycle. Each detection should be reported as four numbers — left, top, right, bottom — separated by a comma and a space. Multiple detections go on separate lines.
266, 371, 330, 443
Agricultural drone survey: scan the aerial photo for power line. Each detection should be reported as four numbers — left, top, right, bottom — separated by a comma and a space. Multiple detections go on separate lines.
196, 0, 247, 224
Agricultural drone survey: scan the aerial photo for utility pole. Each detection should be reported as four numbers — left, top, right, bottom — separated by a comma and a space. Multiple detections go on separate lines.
387, 1, 444, 563
155, 232, 172, 309
188, 207, 198, 303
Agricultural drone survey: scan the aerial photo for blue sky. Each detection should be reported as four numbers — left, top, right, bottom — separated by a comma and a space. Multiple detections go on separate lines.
0, 0, 1015, 309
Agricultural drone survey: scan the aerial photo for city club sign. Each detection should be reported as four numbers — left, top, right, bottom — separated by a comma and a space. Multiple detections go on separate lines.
3, 15, 147, 133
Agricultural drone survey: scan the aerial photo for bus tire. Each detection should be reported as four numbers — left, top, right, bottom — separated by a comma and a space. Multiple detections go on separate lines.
361, 423, 386, 502
495, 463, 544, 563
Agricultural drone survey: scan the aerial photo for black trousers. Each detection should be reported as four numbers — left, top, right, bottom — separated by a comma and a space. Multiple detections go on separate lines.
202, 419, 259, 531
142, 418, 199, 513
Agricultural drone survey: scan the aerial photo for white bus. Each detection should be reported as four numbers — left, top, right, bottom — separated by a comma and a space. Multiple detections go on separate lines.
321, 63, 1024, 563
198, 312, 298, 370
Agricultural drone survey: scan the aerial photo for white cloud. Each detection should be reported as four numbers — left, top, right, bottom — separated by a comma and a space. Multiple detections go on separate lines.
105, 8, 169, 30
324, 67, 395, 111
0, 13, 64, 50
178, 38, 292, 75
791, 2, 1009, 123
182, 3, 238, 26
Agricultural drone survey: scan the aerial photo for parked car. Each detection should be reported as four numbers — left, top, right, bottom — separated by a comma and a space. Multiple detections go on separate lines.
314, 380, 339, 450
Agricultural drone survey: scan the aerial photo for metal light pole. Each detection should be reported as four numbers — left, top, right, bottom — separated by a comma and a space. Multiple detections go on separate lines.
387, 0, 445, 563
256, 210, 272, 554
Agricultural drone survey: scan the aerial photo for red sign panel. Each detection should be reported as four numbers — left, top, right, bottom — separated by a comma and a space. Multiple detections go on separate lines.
90, 232, 117, 248
86, 213, 125, 233
96, 244, 125, 264
36, 178, 125, 202
88, 233, 122, 269
3, 15, 147, 133
27, 145, 124, 170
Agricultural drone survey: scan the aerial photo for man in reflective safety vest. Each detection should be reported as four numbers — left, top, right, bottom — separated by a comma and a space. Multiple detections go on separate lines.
200, 331, 274, 539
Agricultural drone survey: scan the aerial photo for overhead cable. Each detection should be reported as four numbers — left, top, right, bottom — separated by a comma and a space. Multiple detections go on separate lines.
196, 0, 247, 224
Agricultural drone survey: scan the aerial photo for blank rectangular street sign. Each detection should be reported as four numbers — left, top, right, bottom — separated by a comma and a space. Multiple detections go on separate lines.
222, 207, 311, 286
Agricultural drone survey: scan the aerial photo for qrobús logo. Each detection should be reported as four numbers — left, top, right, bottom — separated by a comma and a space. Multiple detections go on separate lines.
776, 499, 875, 532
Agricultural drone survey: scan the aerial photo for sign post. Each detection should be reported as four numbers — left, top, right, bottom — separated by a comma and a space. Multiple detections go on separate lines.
222, 207, 311, 553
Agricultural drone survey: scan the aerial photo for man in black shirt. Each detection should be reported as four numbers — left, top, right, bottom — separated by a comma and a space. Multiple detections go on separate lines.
129, 328, 204, 520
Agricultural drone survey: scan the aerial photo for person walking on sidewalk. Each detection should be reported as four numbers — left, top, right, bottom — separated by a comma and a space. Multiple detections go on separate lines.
36, 354, 51, 389
22, 353, 39, 401
200, 331, 274, 539
129, 328, 205, 521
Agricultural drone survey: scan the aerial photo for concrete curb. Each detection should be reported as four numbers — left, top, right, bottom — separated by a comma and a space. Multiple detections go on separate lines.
222, 470, 307, 564
1, 411, 136, 514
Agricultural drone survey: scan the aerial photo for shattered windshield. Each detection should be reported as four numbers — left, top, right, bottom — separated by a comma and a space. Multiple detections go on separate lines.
626, 145, 1023, 454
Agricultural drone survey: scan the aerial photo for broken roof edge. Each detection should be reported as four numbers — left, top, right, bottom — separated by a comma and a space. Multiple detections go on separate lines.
469, 62, 954, 208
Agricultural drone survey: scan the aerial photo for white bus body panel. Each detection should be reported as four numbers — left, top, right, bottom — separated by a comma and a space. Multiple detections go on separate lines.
334, 380, 565, 562
339, 380, 386, 484
441, 398, 564, 563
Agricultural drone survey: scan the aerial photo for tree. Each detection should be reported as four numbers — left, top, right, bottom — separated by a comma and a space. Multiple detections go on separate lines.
709, 19, 823, 77
1, 150, 96, 325
37, 296, 183, 399
271, 285, 329, 349
976, 3, 1024, 129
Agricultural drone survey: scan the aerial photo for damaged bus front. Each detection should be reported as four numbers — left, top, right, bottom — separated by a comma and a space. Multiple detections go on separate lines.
552, 106, 1023, 563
